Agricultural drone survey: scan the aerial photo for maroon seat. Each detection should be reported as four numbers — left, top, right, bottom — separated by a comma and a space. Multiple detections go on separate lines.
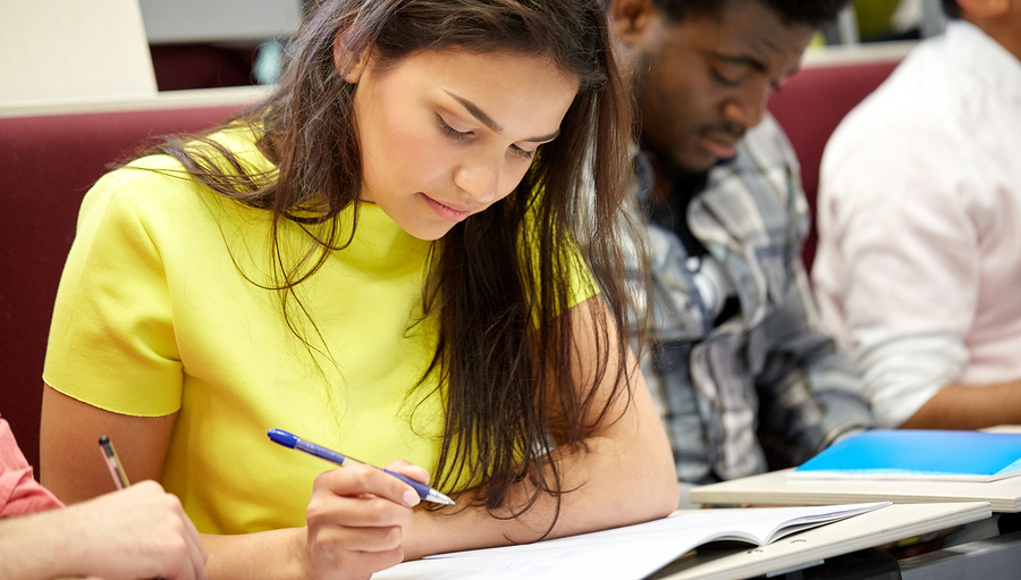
0, 104, 243, 468
768, 59, 901, 271
149, 44, 259, 91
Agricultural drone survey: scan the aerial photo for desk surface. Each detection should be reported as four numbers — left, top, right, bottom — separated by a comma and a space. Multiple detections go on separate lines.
690, 468, 1021, 512
653, 502, 990, 580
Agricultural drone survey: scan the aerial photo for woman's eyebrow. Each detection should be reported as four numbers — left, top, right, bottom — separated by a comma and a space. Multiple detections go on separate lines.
444, 90, 561, 143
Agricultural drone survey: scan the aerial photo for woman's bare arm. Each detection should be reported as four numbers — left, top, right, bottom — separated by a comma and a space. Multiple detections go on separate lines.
400, 295, 678, 558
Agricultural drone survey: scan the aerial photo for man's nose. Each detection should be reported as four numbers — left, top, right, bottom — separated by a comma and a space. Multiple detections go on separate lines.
722, 82, 770, 131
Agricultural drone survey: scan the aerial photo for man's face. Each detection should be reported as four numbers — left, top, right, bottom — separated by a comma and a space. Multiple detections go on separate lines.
628, 0, 816, 173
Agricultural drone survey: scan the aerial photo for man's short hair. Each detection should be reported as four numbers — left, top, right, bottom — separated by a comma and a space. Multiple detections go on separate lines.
653, 0, 849, 27
941, 0, 961, 18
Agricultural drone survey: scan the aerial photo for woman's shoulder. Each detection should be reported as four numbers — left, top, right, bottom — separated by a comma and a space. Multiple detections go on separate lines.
87, 124, 271, 218
71, 125, 276, 256
123, 122, 269, 183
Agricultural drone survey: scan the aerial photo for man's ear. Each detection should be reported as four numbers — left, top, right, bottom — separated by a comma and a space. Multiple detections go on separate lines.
333, 33, 370, 83
609, 0, 661, 46
956, 0, 1010, 18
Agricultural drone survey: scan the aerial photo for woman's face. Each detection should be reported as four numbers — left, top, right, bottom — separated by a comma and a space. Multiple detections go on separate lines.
345, 47, 579, 241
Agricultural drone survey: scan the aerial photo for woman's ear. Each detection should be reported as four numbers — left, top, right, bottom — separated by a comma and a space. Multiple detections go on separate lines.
333, 33, 370, 83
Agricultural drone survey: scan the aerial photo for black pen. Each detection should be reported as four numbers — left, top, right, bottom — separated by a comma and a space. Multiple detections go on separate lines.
98, 435, 130, 489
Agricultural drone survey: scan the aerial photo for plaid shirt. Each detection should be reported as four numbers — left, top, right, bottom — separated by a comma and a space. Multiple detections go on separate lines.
632, 117, 874, 486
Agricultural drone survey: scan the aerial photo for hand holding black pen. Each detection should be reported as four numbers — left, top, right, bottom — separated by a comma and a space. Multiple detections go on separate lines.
6, 435, 211, 579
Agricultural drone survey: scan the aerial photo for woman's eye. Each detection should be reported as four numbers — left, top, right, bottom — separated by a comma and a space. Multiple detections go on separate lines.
510, 145, 537, 160
438, 116, 471, 141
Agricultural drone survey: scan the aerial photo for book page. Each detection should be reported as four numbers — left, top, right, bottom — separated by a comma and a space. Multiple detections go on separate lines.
373, 503, 887, 580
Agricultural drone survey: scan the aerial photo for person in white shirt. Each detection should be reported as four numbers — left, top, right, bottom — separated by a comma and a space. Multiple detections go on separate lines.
812, 0, 1021, 430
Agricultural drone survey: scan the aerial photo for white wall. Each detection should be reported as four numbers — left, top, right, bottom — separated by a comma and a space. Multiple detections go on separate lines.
138, 0, 302, 43
0, 0, 157, 106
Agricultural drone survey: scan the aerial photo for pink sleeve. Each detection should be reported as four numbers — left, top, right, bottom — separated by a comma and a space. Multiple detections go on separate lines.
0, 417, 64, 517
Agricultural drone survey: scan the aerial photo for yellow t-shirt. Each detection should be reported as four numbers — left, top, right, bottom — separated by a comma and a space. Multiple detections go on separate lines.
44, 127, 598, 534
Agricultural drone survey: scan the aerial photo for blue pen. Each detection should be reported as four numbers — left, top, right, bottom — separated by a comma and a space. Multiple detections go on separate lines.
267, 428, 455, 505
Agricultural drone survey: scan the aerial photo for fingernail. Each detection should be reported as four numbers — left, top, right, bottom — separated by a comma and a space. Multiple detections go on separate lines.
403, 489, 419, 506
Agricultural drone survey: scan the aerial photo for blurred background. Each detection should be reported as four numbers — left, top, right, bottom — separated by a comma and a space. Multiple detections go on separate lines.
0, 0, 947, 107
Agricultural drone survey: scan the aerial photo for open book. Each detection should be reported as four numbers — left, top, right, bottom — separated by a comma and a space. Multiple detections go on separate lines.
372, 502, 887, 580
792, 429, 1021, 482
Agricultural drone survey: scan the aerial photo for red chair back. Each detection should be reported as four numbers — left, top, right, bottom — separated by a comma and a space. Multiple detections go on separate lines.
768, 59, 901, 270
0, 104, 242, 468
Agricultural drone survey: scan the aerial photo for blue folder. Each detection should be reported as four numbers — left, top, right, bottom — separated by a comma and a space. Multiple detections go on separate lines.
793, 429, 1021, 482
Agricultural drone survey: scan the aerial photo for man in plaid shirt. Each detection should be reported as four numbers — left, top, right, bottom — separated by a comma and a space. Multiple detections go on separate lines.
608, 0, 874, 503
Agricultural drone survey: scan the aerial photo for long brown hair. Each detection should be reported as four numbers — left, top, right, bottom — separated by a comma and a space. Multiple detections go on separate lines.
153, 0, 644, 527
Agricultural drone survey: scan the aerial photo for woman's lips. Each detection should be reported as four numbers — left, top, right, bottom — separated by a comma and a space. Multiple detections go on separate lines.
422, 194, 472, 222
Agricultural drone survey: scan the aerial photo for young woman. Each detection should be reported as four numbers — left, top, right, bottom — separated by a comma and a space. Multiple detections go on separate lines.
39, 0, 678, 578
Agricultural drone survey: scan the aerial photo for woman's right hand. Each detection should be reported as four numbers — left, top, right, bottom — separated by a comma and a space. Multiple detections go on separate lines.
303, 461, 429, 580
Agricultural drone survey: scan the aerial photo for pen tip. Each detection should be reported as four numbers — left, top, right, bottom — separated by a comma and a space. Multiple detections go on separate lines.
429, 491, 456, 505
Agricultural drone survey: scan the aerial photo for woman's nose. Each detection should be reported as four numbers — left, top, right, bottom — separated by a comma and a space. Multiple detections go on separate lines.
454, 156, 502, 205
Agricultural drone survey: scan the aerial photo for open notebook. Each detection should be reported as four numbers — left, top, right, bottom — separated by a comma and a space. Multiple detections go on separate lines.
372, 502, 887, 580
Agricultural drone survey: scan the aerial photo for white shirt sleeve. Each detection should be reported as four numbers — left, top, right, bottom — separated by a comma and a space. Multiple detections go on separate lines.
813, 100, 984, 428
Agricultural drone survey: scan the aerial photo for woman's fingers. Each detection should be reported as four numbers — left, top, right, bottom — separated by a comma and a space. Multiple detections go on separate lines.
312, 464, 421, 509
303, 464, 425, 580
382, 459, 431, 486
309, 516, 405, 553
